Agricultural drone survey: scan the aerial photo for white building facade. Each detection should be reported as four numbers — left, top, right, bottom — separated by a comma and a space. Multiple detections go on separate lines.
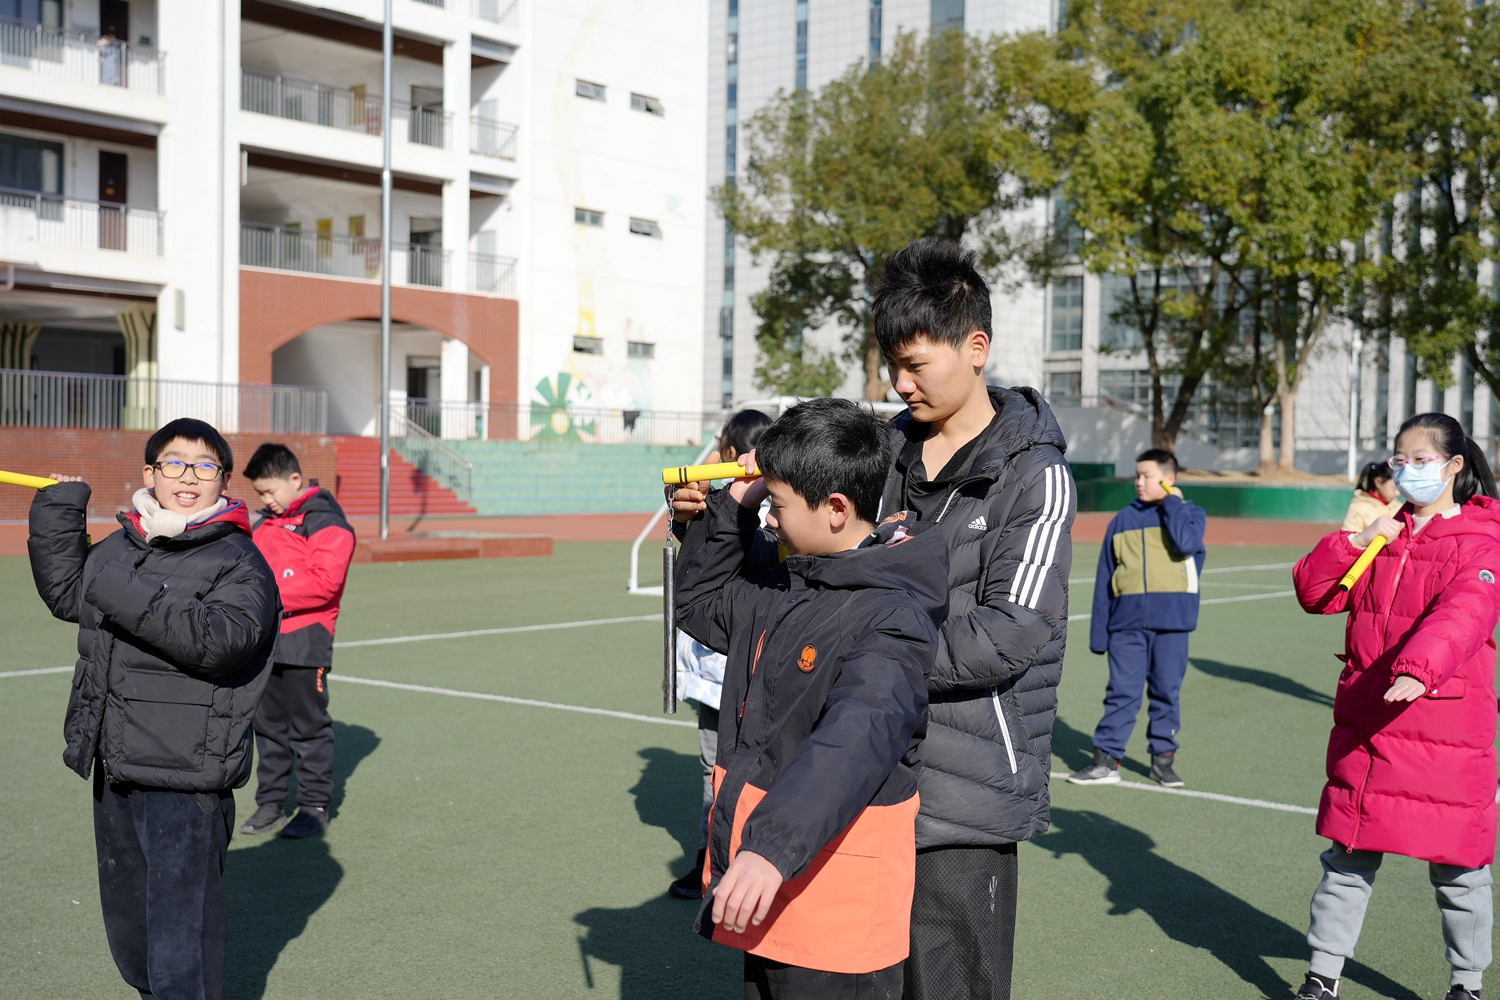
0, 0, 706, 442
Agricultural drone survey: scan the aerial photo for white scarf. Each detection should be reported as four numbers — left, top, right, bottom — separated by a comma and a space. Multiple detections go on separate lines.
133, 488, 229, 542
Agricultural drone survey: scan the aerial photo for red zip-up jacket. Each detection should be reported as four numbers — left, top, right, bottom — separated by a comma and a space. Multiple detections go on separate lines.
251, 486, 356, 667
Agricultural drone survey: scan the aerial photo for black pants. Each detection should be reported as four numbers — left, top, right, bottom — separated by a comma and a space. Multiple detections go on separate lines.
905, 844, 1019, 1000
93, 776, 234, 1000
254, 663, 334, 809
744, 954, 904, 1000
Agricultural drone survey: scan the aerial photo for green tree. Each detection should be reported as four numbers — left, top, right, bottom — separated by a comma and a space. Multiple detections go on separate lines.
720, 30, 1052, 399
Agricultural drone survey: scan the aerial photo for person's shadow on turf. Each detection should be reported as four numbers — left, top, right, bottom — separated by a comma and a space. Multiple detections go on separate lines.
574, 747, 740, 1000
1191, 657, 1335, 709
223, 721, 381, 1000
1037, 808, 1421, 1000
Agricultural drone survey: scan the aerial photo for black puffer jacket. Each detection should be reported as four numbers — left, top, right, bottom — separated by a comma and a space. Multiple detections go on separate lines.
30, 482, 281, 792
878, 386, 1074, 847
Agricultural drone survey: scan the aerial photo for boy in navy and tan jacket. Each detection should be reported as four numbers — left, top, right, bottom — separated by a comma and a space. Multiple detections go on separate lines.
674, 397, 948, 999
240, 443, 356, 839
1069, 447, 1206, 789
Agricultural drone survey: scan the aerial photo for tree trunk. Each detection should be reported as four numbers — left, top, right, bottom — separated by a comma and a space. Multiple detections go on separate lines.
1277, 389, 1297, 473
1257, 405, 1277, 474
864, 337, 887, 401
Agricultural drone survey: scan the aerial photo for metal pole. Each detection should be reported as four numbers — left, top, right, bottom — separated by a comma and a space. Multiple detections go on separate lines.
1348, 334, 1363, 481
662, 493, 678, 715
379, 0, 393, 541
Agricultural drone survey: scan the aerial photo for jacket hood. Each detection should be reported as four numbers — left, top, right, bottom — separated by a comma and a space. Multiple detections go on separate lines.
263, 485, 327, 520
786, 515, 949, 623
888, 385, 1068, 483
121, 497, 253, 547
1404, 493, 1500, 542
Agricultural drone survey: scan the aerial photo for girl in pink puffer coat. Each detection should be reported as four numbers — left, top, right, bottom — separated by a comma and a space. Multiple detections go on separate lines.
1291, 412, 1500, 1000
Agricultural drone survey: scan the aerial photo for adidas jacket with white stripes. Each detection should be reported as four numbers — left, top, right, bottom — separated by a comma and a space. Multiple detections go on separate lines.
878, 385, 1075, 847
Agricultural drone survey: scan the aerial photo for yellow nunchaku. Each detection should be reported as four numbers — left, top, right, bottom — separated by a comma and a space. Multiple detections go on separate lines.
1338, 533, 1390, 591
663, 461, 760, 485
0, 470, 58, 489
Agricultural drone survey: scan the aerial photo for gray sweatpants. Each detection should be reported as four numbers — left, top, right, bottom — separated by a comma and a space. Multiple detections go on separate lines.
696, 703, 720, 846
1308, 843, 1493, 990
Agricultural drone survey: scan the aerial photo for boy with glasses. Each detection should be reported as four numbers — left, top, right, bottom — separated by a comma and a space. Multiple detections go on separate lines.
28, 418, 281, 1000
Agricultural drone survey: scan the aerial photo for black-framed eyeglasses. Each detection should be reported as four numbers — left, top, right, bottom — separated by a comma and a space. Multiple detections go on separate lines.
154, 460, 223, 482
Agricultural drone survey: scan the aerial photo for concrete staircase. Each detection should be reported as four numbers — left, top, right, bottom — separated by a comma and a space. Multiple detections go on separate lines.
333, 436, 477, 516
450, 439, 706, 516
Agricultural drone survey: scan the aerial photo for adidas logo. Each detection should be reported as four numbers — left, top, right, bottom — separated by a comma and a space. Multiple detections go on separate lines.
968, 515, 987, 531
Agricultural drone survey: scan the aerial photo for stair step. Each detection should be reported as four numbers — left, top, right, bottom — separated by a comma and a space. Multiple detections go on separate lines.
333, 435, 477, 516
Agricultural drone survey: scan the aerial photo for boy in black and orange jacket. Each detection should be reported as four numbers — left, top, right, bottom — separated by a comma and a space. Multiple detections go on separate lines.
675, 398, 948, 999
241, 444, 356, 839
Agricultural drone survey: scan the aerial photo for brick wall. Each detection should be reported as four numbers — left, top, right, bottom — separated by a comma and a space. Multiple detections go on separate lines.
0, 428, 338, 521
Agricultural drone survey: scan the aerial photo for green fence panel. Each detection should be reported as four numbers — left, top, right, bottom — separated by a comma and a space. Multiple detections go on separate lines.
451, 439, 706, 516
1075, 479, 1350, 522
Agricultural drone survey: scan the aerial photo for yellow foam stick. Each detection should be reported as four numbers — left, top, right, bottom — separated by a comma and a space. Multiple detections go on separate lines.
0, 470, 58, 489
663, 461, 760, 485
1338, 534, 1389, 591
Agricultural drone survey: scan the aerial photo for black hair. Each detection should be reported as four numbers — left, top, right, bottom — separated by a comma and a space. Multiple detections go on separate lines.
1355, 459, 1393, 496
719, 408, 773, 460
754, 397, 888, 523
872, 237, 993, 360
244, 443, 302, 482
145, 418, 233, 475
1136, 448, 1178, 477
1395, 412, 1497, 505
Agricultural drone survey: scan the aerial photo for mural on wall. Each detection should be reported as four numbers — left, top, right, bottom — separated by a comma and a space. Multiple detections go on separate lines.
530, 372, 596, 441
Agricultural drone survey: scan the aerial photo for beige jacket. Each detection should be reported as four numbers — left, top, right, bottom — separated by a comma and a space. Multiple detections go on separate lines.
1341, 489, 1404, 532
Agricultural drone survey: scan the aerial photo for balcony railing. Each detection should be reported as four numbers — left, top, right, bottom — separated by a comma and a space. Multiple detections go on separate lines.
403, 105, 451, 148
239, 223, 451, 288
241, 69, 381, 134
383, 405, 473, 501
0, 188, 163, 256
0, 368, 327, 434
474, 0, 520, 27
0, 17, 165, 93
470, 116, 518, 159
470, 253, 517, 296
403, 400, 711, 445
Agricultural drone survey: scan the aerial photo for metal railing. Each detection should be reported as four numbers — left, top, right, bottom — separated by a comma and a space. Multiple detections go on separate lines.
0, 368, 327, 434
384, 405, 473, 502
239, 223, 451, 288
474, 0, 520, 27
470, 252, 517, 296
0, 16, 165, 93
470, 116, 518, 159
0, 188, 163, 256
241, 69, 380, 134
402, 105, 451, 148
402, 400, 712, 445
412, 0, 445, 5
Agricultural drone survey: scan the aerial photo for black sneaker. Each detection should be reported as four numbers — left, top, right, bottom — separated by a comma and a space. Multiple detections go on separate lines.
241, 802, 288, 836
1151, 751, 1185, 788
1446, 987, 1481, 1000
1067, 748, 1121, 785
669, 849, 706, 899
280, 805, 329, 839
1294, 973, 1338, 999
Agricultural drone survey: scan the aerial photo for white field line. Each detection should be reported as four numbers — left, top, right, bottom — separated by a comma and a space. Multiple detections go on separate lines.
328, 673, 696, 728
1050, 771, 1316, 815
333, 614, 661, 648
0, 665, 72, 679
1068, 589, 1297, 621
1068, 561, 1296, 586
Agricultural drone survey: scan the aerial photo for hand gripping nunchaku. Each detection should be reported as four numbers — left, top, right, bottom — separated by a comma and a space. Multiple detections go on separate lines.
659, 461, 762, 715
1339, 532, 1391, 591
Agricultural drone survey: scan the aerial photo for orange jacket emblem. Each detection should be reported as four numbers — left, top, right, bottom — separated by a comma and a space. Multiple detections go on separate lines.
797, 645, 817, 672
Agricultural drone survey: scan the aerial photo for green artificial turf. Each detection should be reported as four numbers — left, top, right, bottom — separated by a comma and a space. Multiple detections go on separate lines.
0, 542, 1487, 999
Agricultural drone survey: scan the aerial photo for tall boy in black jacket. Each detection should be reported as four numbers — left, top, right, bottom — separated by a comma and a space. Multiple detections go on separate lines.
676, 397, 948, 1000
29, 418, 281, 1000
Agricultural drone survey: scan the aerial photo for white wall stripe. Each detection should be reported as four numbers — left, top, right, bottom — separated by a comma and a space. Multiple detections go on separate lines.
1050, 772, 1316, 815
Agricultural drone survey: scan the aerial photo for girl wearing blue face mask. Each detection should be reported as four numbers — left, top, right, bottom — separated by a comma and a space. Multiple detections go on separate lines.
1291, 412, 1500, 1000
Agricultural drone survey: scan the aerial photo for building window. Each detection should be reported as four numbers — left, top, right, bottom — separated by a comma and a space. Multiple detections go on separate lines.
931, 0, 963, 30
1046, 372, 1082, 409
1050, 276, 1084, 352
572, 336, 604, 355
869, 0, 882, 67
574, 207, 604, 227
629, 217, 663, 238
575, 80, 607, 101
630, 93, 665, 115
627, 341, 655, 359
795, 0, 809, 91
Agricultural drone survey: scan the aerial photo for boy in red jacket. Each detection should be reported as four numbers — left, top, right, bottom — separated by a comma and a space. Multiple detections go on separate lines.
241, 443, 356, 839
